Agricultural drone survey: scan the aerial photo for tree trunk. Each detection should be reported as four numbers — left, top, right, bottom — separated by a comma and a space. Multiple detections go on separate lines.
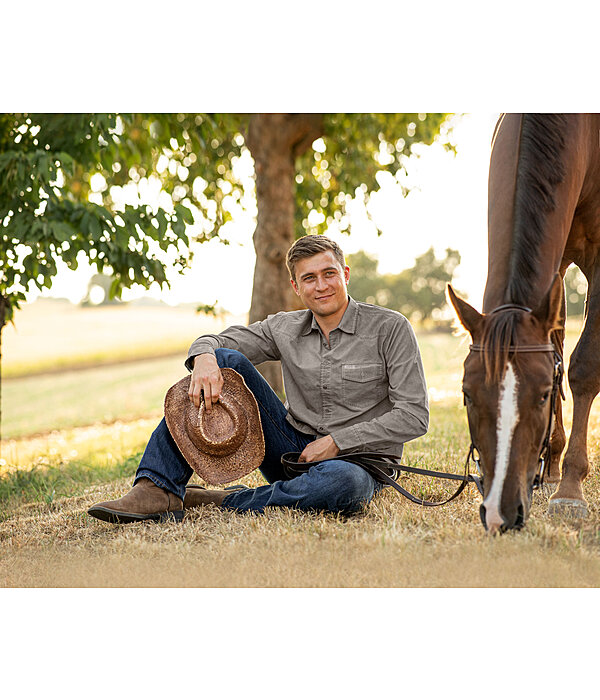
246, 114, 323, 396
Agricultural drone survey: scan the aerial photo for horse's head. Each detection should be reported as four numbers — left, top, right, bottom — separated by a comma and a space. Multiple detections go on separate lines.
448, 275, 563, 534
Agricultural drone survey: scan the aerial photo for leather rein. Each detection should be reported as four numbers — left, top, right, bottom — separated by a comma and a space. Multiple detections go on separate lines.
281, 447, 484, 507
280, 303, 564, 508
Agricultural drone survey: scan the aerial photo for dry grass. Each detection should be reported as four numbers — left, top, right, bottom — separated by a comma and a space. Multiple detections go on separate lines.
3, 475, 600, 587
2, 317, 600, 588
3, 400, 600, 588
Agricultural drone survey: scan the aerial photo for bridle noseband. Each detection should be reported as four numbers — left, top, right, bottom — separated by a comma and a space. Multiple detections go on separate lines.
466, 303, 565, 493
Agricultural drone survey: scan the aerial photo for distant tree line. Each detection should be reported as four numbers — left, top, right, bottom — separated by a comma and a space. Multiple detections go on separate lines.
565, 265, 587, 318
347, 247, 461, 327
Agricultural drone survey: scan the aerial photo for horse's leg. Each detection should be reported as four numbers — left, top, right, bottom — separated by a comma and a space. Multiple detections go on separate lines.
548, 269, 600, 517
544, 289, 567, 490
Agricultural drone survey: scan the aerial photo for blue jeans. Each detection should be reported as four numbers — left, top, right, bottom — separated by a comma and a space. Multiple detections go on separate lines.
135, 348, 382, 514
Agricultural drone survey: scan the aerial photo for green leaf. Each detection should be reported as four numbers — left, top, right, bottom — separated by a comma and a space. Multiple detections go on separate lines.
88, 214, 102, 241
50, 221, 72, 242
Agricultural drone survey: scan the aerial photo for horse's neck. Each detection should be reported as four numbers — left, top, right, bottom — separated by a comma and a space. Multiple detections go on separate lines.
483, 113, 590, 313
483, 113, 522, 311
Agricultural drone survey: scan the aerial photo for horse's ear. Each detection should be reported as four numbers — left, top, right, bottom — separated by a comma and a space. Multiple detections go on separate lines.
532, 273, 564, 334
447, 284, 483, 336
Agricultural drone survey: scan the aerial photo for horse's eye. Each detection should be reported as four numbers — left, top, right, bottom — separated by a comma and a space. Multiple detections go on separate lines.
463, 391, 472, 406
539, 391, 550, 406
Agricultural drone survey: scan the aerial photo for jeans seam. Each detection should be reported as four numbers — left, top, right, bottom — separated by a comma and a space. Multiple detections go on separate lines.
253, 394, 308, 451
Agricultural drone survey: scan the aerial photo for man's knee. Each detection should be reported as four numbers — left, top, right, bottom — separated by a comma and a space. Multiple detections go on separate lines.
315, 460, 375, 513
215, 348, 252, 372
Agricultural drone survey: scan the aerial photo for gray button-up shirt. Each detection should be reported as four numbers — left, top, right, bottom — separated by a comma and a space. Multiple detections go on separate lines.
185, 296, 429, 456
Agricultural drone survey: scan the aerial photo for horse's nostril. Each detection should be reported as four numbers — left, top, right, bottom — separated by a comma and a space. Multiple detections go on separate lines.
501, 504, 526, 531
480, 502, 513, 534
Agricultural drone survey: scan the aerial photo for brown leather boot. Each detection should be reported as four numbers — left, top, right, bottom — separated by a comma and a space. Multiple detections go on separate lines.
88, 478, 184, 524
183, 484, 234, 509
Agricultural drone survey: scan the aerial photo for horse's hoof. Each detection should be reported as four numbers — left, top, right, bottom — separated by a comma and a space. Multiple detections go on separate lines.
547, 498, 589, 519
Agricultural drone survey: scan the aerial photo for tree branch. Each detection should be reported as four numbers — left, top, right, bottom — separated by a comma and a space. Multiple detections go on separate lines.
287, 114, 324, 159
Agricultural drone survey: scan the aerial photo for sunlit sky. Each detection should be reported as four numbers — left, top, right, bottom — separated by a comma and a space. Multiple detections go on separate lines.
43, 113, 500, 314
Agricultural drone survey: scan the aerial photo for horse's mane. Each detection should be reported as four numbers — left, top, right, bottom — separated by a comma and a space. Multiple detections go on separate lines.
480, 310, 523, 383
506, 113, 568, 304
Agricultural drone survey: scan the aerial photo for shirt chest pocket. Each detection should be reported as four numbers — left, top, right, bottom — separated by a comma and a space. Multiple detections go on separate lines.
341, 363, 388, 408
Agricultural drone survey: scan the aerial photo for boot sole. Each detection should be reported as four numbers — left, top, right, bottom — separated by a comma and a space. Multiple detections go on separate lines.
87, 507, 184, 524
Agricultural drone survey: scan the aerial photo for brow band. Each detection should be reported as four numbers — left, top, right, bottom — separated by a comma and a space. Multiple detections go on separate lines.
469, 344, 555, 353
489, 303, 533, 314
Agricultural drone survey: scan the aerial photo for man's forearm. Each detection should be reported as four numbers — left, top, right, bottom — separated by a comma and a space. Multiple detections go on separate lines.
330, 404, 429, 454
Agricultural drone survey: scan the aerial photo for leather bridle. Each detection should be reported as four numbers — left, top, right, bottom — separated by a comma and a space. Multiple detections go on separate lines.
466, 302, 565, 494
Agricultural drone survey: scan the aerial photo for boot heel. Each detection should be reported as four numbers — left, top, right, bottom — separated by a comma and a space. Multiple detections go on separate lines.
159, 510, 184, 523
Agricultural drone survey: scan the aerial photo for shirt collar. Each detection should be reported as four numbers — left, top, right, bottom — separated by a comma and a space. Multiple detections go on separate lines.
301, 296, 359, 336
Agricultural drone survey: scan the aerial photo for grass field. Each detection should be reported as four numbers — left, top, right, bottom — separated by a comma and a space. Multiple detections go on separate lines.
3, 355, 185, 439
1, 303, 600, 587
1, 297, 245, 378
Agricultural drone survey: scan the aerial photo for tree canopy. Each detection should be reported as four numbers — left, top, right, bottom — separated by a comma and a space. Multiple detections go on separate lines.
1, 112, 455, 395
1, 113, 453, 318
294, 113, 452, 238
0, 113, 195, 329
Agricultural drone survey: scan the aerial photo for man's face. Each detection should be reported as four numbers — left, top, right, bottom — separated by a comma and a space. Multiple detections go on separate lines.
290, 251, 350, 318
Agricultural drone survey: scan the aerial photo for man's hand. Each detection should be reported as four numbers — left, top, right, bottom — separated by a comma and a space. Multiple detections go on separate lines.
190, 354, 224, 410
298, 435, 340, 463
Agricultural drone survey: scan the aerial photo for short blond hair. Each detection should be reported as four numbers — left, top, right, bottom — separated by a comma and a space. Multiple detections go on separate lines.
286, 235, 346, 282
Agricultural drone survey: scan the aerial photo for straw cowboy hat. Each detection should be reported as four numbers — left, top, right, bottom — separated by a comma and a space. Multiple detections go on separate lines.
164, 368, 265, 485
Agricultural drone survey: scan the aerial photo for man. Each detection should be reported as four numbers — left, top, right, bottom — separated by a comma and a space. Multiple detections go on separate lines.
88, 235, 429, 523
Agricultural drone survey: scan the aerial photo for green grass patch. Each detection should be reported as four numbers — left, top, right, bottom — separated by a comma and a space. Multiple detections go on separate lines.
0, 452, 141, 519
3, 355, 187, 439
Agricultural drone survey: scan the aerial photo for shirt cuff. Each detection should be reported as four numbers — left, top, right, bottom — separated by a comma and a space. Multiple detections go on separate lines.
185, 343, 218, 372
330, 425, 364, 453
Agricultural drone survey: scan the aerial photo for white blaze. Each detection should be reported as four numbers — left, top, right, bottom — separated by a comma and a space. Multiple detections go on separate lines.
484, 362, 519, 532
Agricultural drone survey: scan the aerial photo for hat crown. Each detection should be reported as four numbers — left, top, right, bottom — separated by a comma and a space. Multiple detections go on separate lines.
190, 393, 248, 456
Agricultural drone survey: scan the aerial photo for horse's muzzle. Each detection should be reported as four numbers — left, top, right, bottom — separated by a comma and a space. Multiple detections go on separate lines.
479, 503, 525, 533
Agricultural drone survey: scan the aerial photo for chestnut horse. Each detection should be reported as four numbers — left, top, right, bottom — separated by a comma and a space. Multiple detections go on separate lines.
448, 113, 600, 534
